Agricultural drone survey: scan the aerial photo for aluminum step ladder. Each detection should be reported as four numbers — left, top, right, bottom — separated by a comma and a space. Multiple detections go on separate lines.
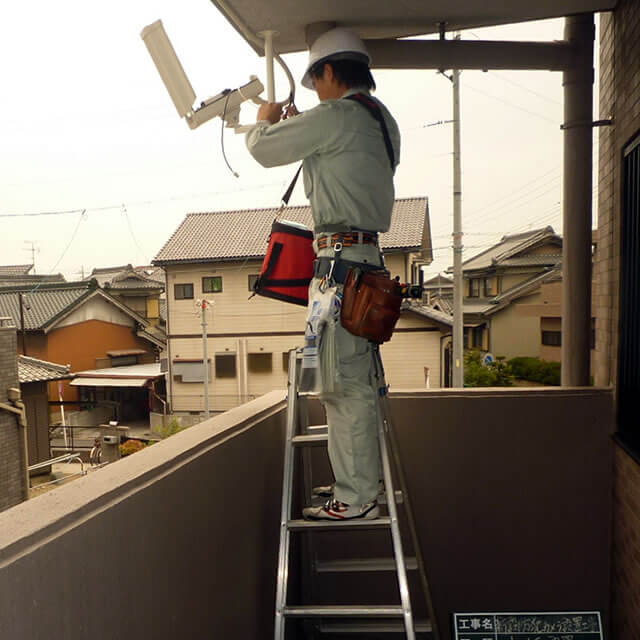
274, 347, 440, 639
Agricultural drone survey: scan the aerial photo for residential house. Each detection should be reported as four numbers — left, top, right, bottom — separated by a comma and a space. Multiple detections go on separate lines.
18, 355, 72, 474
456, 226, 564, 356
154, 197, 450, 414
87, 264, 165, 328
0, 281, 165, 425
422, 273, 453, 308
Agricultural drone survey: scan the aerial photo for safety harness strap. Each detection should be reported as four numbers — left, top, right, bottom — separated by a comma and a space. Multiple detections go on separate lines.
345, 93, 395, 169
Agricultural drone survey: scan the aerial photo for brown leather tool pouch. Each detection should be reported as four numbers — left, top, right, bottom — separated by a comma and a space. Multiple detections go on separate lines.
340, 268, 402, 343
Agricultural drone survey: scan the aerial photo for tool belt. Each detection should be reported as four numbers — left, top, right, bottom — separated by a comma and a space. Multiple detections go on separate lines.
316, 230, 378, 250
313, 256, 380, 284
341, 267, 403, 344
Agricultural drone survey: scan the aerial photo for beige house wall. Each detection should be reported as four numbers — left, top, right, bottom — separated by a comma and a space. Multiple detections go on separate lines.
166, 256, 444, 412
489, 292, 542, 360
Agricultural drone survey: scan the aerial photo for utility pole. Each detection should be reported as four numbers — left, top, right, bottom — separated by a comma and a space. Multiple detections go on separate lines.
451, 34, 465, 387
200, 299, 212, 419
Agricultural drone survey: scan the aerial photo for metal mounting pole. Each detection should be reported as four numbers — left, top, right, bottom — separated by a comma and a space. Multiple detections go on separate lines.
262, 30, 276, 102
561, 14, 594, 386
201, 300, 210, 419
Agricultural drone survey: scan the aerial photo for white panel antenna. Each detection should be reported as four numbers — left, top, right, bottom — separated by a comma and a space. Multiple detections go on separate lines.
141, 20, 196, 119
140, 19, 265, 130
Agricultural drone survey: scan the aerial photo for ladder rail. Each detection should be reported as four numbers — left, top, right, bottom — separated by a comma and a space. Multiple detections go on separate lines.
374, 346, 441, 640
274, 349, 301, 640
375, 381, 416, 640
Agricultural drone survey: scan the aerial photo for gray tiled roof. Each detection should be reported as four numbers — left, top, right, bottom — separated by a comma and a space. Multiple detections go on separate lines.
461, 226, 561, 272
89, 265, 165, 289
0, 274, 66, 288
0, 283, 93, 330
154, 198, 430, 264
105, 276, 163, 291
499, 255, 562, 267
404, 301, 453, 327
431, 294, 453, 315
18, 355, 72, 384
0, 264, 33, 276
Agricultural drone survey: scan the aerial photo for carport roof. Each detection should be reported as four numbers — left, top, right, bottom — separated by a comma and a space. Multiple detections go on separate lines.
210, 0, 616, 56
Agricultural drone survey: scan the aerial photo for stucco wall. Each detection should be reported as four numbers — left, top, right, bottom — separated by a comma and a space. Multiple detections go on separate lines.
489, 292, 542, 359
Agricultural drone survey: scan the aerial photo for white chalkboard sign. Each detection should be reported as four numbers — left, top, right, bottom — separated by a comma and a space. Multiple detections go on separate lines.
453, 611, 603, 640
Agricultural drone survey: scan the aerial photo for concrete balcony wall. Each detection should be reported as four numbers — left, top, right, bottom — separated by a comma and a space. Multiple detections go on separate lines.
0, 391, 287, 640
390, 387, 613, 639
0, 387, 613, 640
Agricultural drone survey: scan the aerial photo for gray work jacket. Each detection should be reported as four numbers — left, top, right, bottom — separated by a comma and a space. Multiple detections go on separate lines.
245, 87, 401, 233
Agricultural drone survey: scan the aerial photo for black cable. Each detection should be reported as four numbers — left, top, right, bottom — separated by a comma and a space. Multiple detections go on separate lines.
221, 90, 239, 178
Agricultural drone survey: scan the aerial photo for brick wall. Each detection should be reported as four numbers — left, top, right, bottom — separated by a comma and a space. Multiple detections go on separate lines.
595, 2, 640, 388
612, 446, 640, 639
595, 1, 640, 637
0, 322, 26, 512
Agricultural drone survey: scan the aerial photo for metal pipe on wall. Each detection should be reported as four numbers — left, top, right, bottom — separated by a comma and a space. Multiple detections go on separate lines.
561, 13, 595, 386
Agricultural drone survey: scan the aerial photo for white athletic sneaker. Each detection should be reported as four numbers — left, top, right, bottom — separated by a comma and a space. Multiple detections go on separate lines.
303, 498, 380, 521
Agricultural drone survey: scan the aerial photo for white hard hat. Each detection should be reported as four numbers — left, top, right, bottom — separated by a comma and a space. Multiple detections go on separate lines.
301, 28, 370, 90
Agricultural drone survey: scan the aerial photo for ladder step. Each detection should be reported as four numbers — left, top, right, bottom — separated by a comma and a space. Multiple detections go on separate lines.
316, 557, 418, 573
288, 517, 391, 531
318, 619, 433, 633
378, 490, 403, 505
305, 424, 328, 434
292, 433, 328, 446
283, 605, 404, 618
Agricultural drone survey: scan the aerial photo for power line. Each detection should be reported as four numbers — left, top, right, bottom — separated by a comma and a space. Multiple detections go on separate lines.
461, 80, 559, 124
122, 204, 148, 265
0, 180, 286, 219
23, 210, 87, 296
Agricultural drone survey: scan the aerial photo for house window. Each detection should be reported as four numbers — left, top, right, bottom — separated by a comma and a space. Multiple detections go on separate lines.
468, 279, 480, 297
215, 353, 236, 378
542, 330, 562, 346
472, 326, 484, 349
174, 283, 194, 300
172, 359, 210, 382
483, 278, 494, 297
248, 353, 272, 373
618, 134, 640, 445
202, 276, 223, 293
282, 352, 290, 372
111, 355, 138, 367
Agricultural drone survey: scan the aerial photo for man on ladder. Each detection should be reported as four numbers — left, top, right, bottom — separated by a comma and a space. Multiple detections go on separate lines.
246, 28, 401, 521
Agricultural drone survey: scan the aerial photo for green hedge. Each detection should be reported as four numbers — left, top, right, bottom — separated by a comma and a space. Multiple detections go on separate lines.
507, 356, 561, 385
464, 350, 514, 387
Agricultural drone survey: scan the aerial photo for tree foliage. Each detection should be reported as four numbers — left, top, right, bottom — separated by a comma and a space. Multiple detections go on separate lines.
464, 350, 514, 387
507, 356, 561, 385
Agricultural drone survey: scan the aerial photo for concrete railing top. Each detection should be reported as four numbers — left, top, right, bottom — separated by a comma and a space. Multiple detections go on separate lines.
0, 390, 287, 557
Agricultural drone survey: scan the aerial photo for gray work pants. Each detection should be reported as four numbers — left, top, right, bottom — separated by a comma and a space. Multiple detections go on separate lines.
312, 242, 383, 506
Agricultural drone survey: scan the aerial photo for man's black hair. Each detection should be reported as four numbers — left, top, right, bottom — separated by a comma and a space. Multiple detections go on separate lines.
310, 58, 376, 91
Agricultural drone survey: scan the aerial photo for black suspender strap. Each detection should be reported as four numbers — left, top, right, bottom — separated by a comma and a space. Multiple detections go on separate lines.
345, 93, 396, 169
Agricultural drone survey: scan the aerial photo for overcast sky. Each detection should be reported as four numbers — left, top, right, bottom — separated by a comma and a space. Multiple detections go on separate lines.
0, 2, 598, 280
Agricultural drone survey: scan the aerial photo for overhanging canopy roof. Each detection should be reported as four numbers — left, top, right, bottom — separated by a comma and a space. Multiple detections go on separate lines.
210, 0, 616, 56
70, 378, 149, 388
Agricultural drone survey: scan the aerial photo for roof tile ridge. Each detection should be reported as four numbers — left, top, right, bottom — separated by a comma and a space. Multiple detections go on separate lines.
18, 354, 70, 372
